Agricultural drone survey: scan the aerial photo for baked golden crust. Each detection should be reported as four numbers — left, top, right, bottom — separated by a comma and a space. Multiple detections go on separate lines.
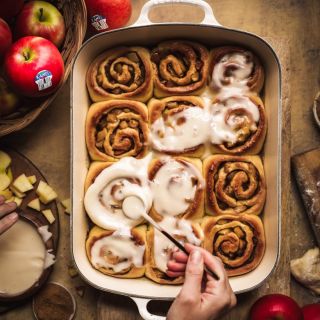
148, 157, 204, 221
145, 222, 203, 284
84, 161, 112, 192
148, 96, 206, 157
85, 100, 149, 161
86, 46, 153, 102
204, 155, 266, 216
210, 94, 267, 155
202, 214, 265, 276
209, 46, 264, 93
151, 41, 209, 97
86, 225, 147, 278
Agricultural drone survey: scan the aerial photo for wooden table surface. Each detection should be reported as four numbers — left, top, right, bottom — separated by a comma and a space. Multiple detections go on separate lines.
2, 0, 320, 319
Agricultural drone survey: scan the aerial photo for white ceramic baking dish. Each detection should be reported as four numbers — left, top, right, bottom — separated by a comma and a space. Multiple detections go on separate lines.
71, 1, 281, 319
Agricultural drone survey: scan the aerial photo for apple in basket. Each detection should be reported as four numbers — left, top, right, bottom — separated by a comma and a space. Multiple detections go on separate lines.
85, 0, 132, 33
0, 0, 24, 22
0, 77, 20, 117
4, 36, 64, 98
15, 1, 66, 48
0, 18, 12, 61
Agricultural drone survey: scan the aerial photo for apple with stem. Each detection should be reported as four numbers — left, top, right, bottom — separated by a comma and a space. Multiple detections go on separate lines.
0, 18, 12, 61
85, 0, 132, 34
15, 1, 66, 48
4, 36, 64, 98
0, 0, 24, 22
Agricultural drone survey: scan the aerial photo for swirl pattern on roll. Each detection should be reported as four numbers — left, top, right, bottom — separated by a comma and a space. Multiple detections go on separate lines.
86, 100, 149, 161
149, 157, 204, 221
209, 93, 267, 154
86, 225, 146, 278
151, 41, 209, 97
202, 214, 265, 276
209, 46, 264, 93
204, 155, 266, 216
86, 47, 153, 102
149, 96, 207, 156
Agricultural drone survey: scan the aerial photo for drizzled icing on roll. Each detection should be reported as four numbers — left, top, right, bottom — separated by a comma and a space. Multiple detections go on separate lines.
151, 158, 204, 216
84, 156, 152, 230
90, 228, 145, 273
211, 52, 254, 90
153, 217, 203, 273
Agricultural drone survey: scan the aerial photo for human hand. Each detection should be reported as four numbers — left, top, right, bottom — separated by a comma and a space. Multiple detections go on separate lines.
0, 195, 18, 235
166, 243, 236, 320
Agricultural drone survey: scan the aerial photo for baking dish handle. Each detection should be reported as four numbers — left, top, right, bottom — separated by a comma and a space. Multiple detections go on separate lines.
134, 0, 221, 27
131, 297, 167, 320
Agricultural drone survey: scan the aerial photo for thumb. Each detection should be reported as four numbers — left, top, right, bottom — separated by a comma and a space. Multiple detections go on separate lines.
181, 249, 204, 295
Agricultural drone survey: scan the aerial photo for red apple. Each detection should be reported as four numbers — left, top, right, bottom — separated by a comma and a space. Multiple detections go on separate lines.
249, 294, 303, 320
302, 304, 320, 320
0, 18, 12, 61
0, 77, 20, 117
85, 0, 132, 33
15, 1, 66, 48
0, 0, 24, 22
4, 36, 64, 98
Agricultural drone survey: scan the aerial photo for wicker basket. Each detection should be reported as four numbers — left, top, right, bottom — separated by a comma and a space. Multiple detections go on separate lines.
0, 0, 87, 137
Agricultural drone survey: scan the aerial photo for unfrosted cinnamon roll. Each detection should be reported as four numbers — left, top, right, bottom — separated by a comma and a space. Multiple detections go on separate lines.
149, 96, 207, 157
209, 46, 264, 93
204, 155, 266, 216
84, 157, 153, 230
202, 214, 265, 276
86, 100, 149, 161
209, 93, 267, 154
151, 41, 209, 97
86, 225, 146, 278
86, 47, 153, 102
148, 157, 204, 221
145, 217, 203, 284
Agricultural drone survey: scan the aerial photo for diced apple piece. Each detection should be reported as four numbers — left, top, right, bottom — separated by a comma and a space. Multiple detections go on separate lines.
13, 197, 23, 207
9, 185, 26, 198
27, 175, 37, 185
36, 181, 58, 204
5, 196, 15, 203
7, 168, 13, 183
12, 174, 34, 193
42, 209, 55, 224
0, 150, 11, 172
0, 188, 13, 200
61, 198, 71, 215
27, 198, 41, 211
0, 173, 11, 191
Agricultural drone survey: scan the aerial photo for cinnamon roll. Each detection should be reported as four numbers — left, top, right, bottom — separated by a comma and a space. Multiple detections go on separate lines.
149, 96, 207, 157
209, 46, 264, 93
209, 93, 267, 154
151, 41, 209, 97
86, 225, 146, 278
145, 217, 203, 284
202, 214, 265, 276
149, 157, 204, 221
84, 156, 153, 230
86, 100, 149, 161
86, 47, 153, 102
204, 155, 266, 216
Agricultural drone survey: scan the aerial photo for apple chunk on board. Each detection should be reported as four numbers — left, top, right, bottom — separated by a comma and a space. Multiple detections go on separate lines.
1, 148, 59, 250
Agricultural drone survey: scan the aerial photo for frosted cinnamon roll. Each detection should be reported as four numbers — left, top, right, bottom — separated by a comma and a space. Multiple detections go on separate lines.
86, 47, 153, 102
86, 100, 149, 161
209, 46, 264, 93
145, 217, 203, 284
149, 157, 204, 221
149, 96, 207, 157
209, 93, 267, 154
86, 225, 146, 278
204, 155, 266, 216
151, 41, 209, 97
84, 157, 153, 230
202, 214, 265, 276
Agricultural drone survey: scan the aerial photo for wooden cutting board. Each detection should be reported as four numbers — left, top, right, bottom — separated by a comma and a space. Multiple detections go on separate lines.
292, 148, 320, 246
